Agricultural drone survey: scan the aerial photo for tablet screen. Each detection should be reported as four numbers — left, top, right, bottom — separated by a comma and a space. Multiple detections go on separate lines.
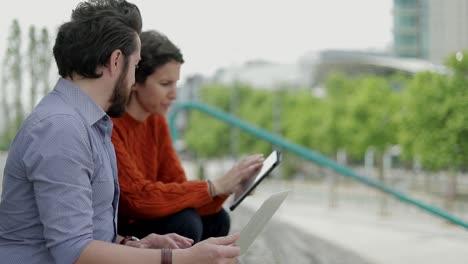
230, 150, 281, 211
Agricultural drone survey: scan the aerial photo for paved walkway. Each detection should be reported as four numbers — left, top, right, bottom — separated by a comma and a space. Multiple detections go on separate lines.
232, 180, 468, 264
231, 205, 373, 264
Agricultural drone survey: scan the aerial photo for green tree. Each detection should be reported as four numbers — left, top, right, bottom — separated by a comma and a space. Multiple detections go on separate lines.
28, 26, 39, 111
27, 26, 51, 112
399, 51, 468, 209
0, 20, 51, 150
237, 86, 274, 155
320, 72, 358, 157
184, 84, 280, 158
400, 72, 454, 169
0, 20, 23, 149
184, 84, 232, 158
281, 90, 324, 149
0, 41, 12, 149
38, 28, 52, 95
11, 20, 24, 135
345, 76, 400, 160
400, 52, 468, 170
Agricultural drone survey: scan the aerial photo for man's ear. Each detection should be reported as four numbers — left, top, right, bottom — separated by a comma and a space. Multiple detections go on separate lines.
108, 49, 123, 76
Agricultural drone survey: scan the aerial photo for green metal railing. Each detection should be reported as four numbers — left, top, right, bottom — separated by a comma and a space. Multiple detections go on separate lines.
169, 101, 468, 229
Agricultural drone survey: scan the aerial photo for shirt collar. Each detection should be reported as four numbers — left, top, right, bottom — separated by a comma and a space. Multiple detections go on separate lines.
54, 78, 108, 126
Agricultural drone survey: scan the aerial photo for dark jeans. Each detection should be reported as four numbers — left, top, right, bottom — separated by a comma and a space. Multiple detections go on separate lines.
119, 208, 230, 243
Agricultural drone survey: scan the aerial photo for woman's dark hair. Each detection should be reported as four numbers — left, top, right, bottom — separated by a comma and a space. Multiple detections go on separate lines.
53, 0, 142, 78
135, 30, 184, 84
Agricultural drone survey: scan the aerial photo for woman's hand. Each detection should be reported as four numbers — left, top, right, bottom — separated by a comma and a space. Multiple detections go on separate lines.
211, 154, 264, 196
125, 233, 193, 249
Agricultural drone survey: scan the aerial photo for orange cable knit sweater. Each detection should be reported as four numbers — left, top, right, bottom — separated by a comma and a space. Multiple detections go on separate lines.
112, 113, 226, 222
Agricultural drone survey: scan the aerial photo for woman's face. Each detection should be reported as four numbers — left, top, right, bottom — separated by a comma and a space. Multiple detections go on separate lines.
135, 60, 181, 115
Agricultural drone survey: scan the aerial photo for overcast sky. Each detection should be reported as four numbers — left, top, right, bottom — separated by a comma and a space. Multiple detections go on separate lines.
0, 0, 393, 80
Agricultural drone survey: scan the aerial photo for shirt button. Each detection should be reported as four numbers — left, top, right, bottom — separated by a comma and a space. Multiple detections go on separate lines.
103, 116, 109, 121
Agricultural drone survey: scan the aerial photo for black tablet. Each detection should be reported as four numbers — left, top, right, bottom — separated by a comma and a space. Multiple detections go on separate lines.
229, 150, 281, 211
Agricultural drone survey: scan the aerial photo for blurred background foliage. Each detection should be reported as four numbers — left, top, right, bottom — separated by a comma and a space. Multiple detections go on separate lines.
183, 51, 468, 177
0, 19, 52, 150
2, 17, 468, 179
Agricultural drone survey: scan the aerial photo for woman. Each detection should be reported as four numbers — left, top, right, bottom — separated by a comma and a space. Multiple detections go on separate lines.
112, 30, 264, 243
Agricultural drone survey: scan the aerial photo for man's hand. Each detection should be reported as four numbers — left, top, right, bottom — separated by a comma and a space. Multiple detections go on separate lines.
175, 233, 240, 264
125, 233, 193, 249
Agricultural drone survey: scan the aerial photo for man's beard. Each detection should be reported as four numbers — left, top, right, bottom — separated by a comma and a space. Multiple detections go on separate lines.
107, 63, 130, 118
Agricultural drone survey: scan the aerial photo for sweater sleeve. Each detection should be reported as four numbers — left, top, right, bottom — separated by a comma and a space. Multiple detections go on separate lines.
156, 117, 227, 215
196, 196, 229, 216
112, 121, 213, 219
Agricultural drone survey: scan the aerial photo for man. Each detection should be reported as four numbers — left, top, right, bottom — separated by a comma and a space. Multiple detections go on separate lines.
0, 1, 240, 263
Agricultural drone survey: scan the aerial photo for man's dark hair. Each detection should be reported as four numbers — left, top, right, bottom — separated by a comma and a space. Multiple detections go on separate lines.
53, 0, 142, 78
135, 30, 184, 84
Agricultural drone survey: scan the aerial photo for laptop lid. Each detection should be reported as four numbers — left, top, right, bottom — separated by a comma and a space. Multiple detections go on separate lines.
236, 190, 290, 255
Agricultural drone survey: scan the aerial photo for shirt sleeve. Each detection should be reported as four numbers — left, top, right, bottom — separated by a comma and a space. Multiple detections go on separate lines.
22, 115, 94, 264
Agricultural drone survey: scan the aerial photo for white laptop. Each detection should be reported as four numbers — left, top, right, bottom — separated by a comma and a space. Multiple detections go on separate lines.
236, 190, 290, 255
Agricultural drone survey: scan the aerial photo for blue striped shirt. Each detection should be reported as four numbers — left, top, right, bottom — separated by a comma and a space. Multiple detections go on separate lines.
0, 78, 120, 264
